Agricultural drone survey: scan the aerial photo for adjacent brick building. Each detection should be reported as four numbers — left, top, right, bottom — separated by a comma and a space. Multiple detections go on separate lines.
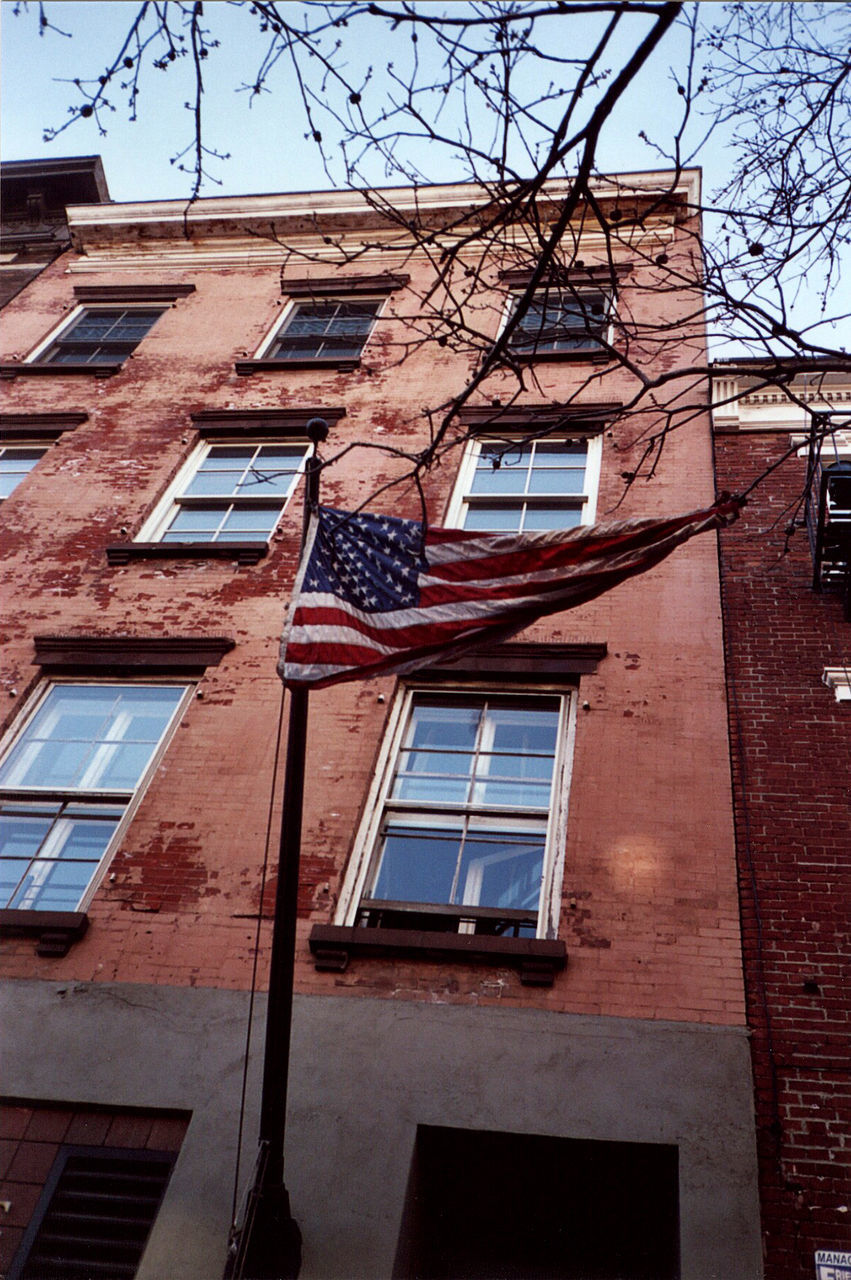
0, 162, 763, 1278
713, 366, 851, 1280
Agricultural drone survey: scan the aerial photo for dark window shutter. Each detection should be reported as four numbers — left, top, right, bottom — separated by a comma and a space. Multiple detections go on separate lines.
11, 1146, 175, 1280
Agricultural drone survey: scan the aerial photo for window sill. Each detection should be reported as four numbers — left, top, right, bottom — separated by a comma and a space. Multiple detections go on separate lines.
0, 909, 89, 957
106, 541, 268, 566
308, 923, 567, 987
0, 362, 122, 379
235, 357, 360, 375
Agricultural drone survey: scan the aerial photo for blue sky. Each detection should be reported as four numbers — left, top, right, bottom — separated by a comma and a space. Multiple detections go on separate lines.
2, 1, 713, 199
2, 2, 849, 353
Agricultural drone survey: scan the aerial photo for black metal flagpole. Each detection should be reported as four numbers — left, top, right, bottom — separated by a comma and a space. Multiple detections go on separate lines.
226, 416, 329, 1280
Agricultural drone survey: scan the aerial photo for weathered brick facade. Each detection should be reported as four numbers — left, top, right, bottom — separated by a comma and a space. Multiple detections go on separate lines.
0, 164, 762, 1278
714, 373, 851, 1279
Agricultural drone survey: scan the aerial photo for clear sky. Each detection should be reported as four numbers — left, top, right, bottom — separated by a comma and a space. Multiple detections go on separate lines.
1, 0, 714, 199
2, 1, 849, 353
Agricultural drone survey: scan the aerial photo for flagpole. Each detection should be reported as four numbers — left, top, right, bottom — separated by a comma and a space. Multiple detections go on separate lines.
227, 417, 328, 1280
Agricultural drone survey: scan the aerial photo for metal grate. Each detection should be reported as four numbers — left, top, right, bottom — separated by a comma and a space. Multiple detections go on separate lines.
12, 1147, 175, 1280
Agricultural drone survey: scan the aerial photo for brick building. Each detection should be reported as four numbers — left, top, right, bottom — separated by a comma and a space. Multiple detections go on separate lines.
0, 163, 762, 1278
713, 366, 851, 1279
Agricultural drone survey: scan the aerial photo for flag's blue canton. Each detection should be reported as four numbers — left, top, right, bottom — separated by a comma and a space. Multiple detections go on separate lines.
304, 508, 427, 613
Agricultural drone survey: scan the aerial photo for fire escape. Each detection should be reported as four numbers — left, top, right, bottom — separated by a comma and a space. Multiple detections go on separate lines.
804, 411, 851, 620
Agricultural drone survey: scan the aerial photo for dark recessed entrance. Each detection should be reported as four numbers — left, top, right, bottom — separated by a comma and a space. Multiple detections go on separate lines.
394, 1125, 679, 1280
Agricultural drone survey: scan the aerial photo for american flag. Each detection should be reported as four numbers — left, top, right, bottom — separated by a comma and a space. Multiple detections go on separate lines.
278, 499, 742, 688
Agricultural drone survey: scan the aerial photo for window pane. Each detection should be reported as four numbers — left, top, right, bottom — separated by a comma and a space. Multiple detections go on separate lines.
0, 685, 183, 791
372, 825, 463, 904
219, 506, 281, 534
0, 813, 53, 861
9, 858, 95, 911
166, 508, 224, 534
470, 462, 529, 496
523, 506, 582, 531
183, 470, 247, 497
527, 468, 586, 495
458, 832, 545, 911
463, 506, 524, 532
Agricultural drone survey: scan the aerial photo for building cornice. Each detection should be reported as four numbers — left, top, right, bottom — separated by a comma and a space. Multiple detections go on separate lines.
65, 169, 699, 259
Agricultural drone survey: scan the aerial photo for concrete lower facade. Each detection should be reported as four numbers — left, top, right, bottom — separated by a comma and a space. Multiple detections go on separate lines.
2, 980, 763, 1280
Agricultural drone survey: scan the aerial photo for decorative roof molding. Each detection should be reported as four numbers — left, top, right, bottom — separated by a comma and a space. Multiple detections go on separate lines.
65, 170, 700, 258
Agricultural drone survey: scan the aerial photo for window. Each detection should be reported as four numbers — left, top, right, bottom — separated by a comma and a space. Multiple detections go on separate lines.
344, 687, 573, 939
138, 440, 309, 545
37, 307, 165, 365
508, 289, 610, 356
0, 683, 188, 911
264, 298, 382, 362
449, 434, 601, 532
0, 446, 47, 500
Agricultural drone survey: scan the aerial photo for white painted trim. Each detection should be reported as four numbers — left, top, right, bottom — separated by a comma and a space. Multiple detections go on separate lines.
822, 668, 851, 701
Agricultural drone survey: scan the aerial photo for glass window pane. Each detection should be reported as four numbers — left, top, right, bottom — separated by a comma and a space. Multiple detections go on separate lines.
0, 813, 53, 860
463, 505, 523, 532
200, 448, 256, 466
470, 467, 528, 496
184, 470, 246, 497
219, 507, 281, 535
471, 778, 554, 808
1, 861, 29, 906
488, 706, 559, 752
0, 685, 183, 791
168, 508, 224, 532
527, 468, 586, 495
372, 826, 463, 904
523, 506, 582, 530
458, 833, 545, 911
9, 859, 94, 911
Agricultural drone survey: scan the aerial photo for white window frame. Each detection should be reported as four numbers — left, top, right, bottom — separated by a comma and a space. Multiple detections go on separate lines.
445, 432, 602, 531
0, 680, 193, 911
254, 295, 386, 361
26, 303, 166, 365
503, 287, 614, 356
335, 681, 577, 940
0, 442, 48, 501
136, 437, 310, 544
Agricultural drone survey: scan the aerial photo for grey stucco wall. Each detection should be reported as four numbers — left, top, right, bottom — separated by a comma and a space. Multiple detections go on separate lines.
1, 979, 763, 1279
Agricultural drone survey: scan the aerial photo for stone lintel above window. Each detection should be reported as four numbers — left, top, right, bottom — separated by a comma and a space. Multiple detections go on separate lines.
33, 633, 235, 675
498, 264, 632, 288
421, 641, 608, 680
455, 403, 619, 436
72, 284, 196, 303
190, 407, 346, 438
0, 412, 88, 441
281, 272, 410, 297
308, 923, 567, 987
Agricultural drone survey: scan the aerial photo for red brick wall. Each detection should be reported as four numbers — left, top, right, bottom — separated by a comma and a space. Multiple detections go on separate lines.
0, 221, 745, 1027
0, 1101, 188, 1273
715, 429, 851, 1278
